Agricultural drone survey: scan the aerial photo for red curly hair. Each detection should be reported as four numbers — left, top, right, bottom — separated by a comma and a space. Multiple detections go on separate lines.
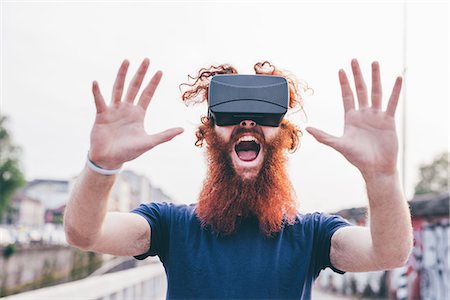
180, 61, 308, 149
180, 62, 309, 235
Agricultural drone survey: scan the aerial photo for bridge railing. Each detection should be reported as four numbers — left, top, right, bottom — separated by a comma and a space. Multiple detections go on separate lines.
3, 263, 167, 300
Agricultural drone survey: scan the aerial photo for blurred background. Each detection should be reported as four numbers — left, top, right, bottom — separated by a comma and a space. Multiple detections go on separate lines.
0, 1, 448, 299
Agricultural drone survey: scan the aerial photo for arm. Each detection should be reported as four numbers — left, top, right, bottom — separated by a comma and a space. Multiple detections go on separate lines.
329, 171, 411, 272
65, 167, 151, 256
64, 59, 183, 256
307, 59, 413, 272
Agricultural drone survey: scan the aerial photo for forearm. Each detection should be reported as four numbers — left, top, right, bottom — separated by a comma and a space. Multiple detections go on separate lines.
363, 170, 413, 268
64, 166, 116, 249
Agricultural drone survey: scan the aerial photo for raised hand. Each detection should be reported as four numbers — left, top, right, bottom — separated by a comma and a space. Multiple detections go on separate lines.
89, 58, 184, 169
306, 59, 402, 176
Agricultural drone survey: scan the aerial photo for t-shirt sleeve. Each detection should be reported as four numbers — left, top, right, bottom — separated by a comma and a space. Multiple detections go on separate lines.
313, 213, 352, 274
130, 202, 170, 260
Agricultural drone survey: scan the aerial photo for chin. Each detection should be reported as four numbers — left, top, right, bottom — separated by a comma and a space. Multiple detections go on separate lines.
235, 169, 259, 181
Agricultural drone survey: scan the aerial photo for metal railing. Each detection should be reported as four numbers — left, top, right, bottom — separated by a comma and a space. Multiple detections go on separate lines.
3, 264, 167, 300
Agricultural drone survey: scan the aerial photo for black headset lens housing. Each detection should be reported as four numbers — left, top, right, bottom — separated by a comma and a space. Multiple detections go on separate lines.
208, 74, 289, 127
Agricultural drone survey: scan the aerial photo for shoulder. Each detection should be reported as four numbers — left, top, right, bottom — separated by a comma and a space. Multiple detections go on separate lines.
294, 212, 352, 233
297, 211, 349, 222
133, 202, 196, 217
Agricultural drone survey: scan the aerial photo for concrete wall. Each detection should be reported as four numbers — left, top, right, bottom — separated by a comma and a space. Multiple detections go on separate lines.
0, 245, 102, 297
316, 212, 449, 299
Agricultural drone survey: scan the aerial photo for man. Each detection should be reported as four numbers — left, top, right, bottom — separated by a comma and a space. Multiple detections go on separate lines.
64, 58, 413, 299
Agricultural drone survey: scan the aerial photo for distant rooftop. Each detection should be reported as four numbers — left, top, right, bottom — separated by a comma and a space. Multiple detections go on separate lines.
22, 179, 70, 209
25, 179, 69, 188
335, 192, 449, 221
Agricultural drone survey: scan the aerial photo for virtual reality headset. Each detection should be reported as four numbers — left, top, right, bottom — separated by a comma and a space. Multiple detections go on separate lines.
208, 74, 289, 127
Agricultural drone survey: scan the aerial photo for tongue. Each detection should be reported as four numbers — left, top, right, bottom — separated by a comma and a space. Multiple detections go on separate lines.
237, 150, 258, 161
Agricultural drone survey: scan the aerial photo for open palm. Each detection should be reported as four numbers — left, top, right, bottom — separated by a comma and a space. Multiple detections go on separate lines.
89, 59, 183, 169
307, 60, 402, 176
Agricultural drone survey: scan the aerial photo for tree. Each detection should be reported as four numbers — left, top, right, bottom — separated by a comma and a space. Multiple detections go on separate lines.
414, 151, 449, 195
0, 116, 25, 221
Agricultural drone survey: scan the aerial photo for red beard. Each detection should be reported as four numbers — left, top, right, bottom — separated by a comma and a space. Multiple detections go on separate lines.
196, 120, 299, 236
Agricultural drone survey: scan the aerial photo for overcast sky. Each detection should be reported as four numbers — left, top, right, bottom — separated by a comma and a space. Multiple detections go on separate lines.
1, 1, 448, 213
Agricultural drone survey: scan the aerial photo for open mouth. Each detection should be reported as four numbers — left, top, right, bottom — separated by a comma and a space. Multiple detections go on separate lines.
234, 136, 261, 162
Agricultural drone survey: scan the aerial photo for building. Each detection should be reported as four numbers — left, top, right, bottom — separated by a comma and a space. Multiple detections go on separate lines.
121, 170, 151, 208
120, 170, 176, 208
24, 179, 70, 210
149, 186, 173, 204
6, 172, 174, 226
108, 174, 133, 212
45, 204, 66, 224
7, 192, 45, 227
316, 192, 449, 299
5, 179, 70, 226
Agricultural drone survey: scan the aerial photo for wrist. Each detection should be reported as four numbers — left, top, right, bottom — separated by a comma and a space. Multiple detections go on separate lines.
86, 152, 122, 176
87, 150, 123, 170
362, 169, 404, 204
360, 168, 399, 181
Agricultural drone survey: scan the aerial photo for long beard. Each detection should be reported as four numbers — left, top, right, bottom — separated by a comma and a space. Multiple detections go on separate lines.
196, 121, 299, 236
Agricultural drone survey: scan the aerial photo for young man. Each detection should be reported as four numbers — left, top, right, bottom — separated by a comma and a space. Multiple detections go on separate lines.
64, 58, 413, 299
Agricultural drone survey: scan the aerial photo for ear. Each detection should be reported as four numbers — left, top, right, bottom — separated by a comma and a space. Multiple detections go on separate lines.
195, 127, 207, 147
289, 127, 301, 152
281, 120, 301, 152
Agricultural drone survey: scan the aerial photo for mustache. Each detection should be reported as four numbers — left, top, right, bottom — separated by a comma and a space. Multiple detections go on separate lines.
230, 126, 265, 144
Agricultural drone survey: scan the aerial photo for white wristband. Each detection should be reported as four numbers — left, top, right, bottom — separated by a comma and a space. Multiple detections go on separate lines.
86, 153, 121, 176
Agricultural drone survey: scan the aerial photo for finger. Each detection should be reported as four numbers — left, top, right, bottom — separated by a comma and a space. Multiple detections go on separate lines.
125, 58, 150, 103
339, 69, 355, 114
306, 127, 341, 151
351, 59, 369, 109
111, 60, 130, 105
92, 81, 107, 113
138, 70, 163, 111
371, 61, 382, 110
386, 76, 403, 117
145, 127, 184, 150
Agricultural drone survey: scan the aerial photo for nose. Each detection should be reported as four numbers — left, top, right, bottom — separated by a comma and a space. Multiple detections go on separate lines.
239, 119, 256, 129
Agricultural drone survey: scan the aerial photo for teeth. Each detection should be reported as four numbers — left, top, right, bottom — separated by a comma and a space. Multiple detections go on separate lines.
238, 135, 259, 144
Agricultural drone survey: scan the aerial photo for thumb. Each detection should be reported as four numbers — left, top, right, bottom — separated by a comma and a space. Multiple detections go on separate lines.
306, 127, 341, 150
145, 127, 184, 150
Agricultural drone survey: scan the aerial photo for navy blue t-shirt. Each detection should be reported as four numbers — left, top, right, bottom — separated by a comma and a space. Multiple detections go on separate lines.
131, 202, 351, 299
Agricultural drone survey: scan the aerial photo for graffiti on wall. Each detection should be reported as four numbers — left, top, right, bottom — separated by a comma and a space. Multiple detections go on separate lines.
419, 221, 449, 300
316, 218, 449, 299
